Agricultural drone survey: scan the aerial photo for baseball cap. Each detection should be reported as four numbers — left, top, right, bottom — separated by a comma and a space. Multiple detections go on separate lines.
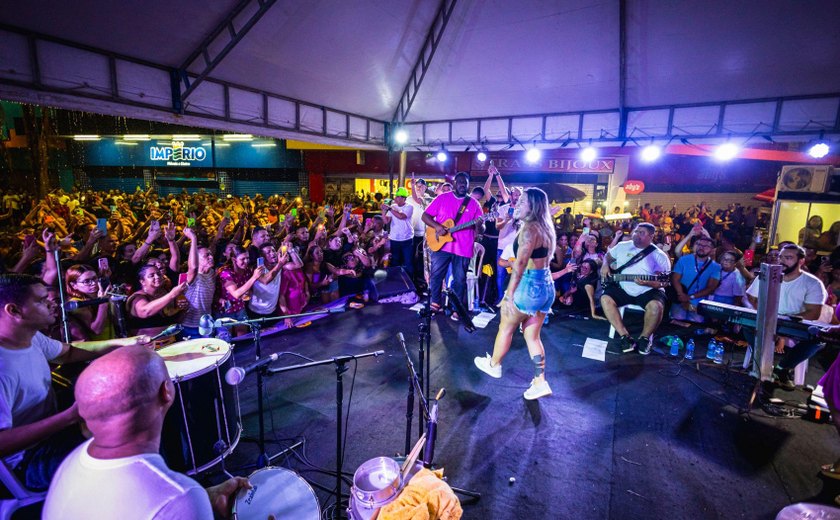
395, 187, 409, 197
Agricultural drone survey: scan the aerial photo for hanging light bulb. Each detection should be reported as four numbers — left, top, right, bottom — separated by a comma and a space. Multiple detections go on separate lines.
580, 145, 597, 162
525, 146, 541, 163
394, 129, 408, 145
714, 142, 739, 161
640, 144, 662, 162
476, 151, 487, 162
808, 142, 830, 159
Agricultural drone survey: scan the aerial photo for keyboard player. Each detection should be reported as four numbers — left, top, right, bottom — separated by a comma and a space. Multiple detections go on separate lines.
745, 244, 828, 390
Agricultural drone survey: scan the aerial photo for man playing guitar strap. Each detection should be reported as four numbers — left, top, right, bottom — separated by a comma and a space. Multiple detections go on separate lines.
600, 223, 672, 355
421, 171, 484, 318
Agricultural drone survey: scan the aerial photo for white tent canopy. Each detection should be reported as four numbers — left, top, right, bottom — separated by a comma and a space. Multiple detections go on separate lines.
1, 0, 838, 150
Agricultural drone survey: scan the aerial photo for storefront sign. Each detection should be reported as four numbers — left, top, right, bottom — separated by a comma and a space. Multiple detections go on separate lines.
150, 141, 208, 166
623, 180, 645, 195
473, 156, 615, 173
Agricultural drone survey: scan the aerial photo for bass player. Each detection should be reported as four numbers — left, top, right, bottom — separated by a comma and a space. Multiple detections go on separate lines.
422, 171, 484, 319
600, 222, 672, 355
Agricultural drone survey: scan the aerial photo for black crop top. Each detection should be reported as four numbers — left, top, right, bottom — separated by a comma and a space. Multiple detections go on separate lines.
513, 240, 549, 259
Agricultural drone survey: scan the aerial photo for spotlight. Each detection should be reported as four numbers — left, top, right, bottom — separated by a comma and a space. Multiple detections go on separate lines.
476, 151, 487, 162
808, 142, 830, 159
436, 149, 448, 162
580, 146, 597, 162
714, 142, 739, 161
394, 129, 408, 145
640, 144, 662, 162
525, 147, 541, 163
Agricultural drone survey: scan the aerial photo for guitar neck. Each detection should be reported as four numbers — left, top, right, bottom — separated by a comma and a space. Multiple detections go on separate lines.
609, 274, 660, 282
448, 215, 488, 233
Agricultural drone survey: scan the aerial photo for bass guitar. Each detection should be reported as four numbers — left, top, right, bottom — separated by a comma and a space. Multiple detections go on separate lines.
426, 211, 498, 252
601, 272, 671, 289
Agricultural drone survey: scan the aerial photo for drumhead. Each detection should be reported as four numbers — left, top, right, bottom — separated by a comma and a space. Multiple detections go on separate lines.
233, 467, 320, 520
158, 338, 231, 381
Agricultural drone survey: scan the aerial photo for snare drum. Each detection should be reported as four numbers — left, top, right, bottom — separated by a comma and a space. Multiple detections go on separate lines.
158, 338, 241, 475
233, 467, 320, 520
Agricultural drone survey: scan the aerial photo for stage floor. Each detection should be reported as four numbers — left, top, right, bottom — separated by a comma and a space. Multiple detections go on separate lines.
187, 303, 840, 519
211, 304, 840, 519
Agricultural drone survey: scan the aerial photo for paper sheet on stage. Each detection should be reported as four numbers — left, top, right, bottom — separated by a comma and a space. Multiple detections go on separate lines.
582, 337, 608, 362
471, 312, 497, 329
408, 303, 425, 312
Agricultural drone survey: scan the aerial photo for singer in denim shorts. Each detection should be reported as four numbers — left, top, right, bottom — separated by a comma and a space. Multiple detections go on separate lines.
512, 268, 554, 315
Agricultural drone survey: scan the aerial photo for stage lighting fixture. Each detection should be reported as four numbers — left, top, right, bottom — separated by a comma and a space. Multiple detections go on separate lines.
436, 146, 448, 162
476, 151, 487, 162
580, 145, 597, 162
808, 142, 830, 159
394, 129, 408, 145
640, 144, 662, 162
525, 146, 541, 163
714, 142, 739, 161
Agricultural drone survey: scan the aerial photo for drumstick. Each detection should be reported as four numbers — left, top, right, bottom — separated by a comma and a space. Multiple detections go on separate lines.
401, 433, 427, 482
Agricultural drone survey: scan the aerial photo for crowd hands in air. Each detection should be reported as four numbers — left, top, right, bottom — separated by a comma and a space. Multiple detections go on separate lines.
1, 183, 839, 345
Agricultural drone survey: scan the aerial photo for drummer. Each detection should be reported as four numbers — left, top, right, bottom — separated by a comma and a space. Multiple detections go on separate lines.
43, 345, 254, 519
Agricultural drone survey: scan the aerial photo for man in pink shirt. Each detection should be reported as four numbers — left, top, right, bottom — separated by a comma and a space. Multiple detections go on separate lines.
422, 172, 484, 316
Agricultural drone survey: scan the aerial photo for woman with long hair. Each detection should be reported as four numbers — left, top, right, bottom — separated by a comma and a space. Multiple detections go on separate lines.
65, 264, 114, 341
125, 264, 187, 342
215, 244, 264, 339
474, 187, 557, 400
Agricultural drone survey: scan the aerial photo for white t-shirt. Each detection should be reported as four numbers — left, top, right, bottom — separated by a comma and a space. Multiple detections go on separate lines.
496, 204, 519, 251
44, 439, 212, 520
607, 241, 672, 297
406, 197, 427, 238
746, 270, 827, 316
387, 202, 414, 242
0, 332, 64, 468
249, 272, 282, 315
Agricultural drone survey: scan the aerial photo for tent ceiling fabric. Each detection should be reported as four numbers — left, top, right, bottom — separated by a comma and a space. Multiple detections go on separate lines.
1, 0, 839, 149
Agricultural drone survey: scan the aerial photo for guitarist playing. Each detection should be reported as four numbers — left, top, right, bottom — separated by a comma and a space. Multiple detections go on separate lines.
600, 223, 672, 355
422, 171, 484, 319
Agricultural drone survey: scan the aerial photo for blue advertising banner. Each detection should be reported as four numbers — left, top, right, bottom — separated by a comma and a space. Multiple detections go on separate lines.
76, 138, 300, 169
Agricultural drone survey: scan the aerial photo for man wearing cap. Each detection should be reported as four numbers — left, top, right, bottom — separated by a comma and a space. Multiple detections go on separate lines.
382, 188, 414, 280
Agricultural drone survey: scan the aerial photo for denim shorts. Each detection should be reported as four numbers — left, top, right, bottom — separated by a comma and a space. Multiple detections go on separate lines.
513, 268, 554, 316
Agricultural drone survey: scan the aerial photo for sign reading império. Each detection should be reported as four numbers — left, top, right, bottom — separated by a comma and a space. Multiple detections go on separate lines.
150, 141, 208, 167
624, 180, 645, 195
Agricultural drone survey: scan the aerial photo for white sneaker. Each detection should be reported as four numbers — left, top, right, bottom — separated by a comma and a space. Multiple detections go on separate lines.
474, 354, 502, 379
523, 379, 552, 400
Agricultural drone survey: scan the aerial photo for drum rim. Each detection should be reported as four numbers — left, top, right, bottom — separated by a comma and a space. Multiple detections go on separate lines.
233, 466, 321, 517
160, 338, 232, 381
183, 424, 242, 476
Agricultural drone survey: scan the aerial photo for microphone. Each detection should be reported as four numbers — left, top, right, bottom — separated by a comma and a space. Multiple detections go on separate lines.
225, 353, 280, 385
214, 317, 239, 328
422, 388, 445, 467
149, 324, 183, 342
64, 297, 110, 311
198, 314, 215, 337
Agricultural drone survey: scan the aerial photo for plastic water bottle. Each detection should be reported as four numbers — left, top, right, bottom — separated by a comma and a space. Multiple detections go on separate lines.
714, 341, 724, 365
669, 338, 680, 357
685, 339, 695, 360
706, 339, 717, 360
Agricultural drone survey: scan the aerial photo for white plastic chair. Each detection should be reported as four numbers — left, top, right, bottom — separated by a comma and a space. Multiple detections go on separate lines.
466, 243, 485, 311
1, 459, 46, 520
607, 304, 645, 338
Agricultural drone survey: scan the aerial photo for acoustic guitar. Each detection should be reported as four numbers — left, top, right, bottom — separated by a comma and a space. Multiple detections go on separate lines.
425, 211, 498, 252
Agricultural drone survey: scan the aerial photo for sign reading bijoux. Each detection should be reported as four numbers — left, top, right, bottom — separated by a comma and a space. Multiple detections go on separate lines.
473, 156, 615, 173
623, 180, 645, 195
150, 141, 208, 167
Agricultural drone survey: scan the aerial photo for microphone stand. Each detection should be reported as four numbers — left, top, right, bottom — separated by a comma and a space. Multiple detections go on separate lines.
217, 308, 342, 469
268, 350, 384, 520
398, 333, 429, 455
53, 249, 71, 342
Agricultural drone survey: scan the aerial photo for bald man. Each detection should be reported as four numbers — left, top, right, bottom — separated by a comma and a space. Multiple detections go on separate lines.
44, 346, 251, 519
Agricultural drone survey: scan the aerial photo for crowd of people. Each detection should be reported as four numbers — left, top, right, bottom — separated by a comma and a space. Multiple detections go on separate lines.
0, 173, 839, 516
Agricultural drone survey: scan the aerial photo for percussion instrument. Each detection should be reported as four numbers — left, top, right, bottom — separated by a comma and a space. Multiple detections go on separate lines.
158, 337, 241, 475
233, 467, 320, 520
